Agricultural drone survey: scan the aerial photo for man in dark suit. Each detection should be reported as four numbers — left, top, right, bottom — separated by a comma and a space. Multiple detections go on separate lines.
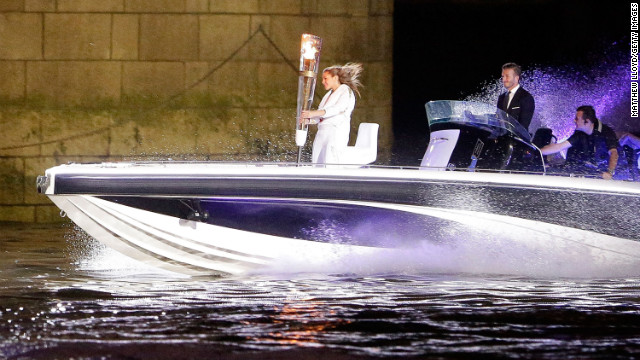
497, 62, 535, 131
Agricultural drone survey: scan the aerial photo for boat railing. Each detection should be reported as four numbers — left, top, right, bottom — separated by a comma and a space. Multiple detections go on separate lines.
66, 160, 608, 179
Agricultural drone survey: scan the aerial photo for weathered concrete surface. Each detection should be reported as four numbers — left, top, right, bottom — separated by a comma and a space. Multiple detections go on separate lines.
0, 13, 42, 59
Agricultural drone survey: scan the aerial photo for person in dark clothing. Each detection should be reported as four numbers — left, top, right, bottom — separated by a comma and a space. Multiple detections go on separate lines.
540, 105, 618, 179
497, 62, 535, 131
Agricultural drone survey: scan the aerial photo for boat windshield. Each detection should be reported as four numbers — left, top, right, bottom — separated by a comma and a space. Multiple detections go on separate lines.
425, 100, 531, 141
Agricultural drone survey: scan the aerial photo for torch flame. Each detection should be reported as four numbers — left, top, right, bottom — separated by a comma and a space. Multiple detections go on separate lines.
301, 40, 318, 60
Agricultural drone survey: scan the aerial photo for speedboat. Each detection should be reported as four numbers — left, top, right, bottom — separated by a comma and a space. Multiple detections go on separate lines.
37, 101, 640, 276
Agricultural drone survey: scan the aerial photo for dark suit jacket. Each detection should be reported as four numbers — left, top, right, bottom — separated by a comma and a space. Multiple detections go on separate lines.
497, 86, 535, 131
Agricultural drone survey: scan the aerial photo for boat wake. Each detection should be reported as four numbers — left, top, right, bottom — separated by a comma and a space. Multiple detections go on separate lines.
250, 203, 640, 279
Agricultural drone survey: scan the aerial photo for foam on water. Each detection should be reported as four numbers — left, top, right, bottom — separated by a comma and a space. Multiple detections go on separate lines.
256, 210, 640, 280
66, 225, 187, 279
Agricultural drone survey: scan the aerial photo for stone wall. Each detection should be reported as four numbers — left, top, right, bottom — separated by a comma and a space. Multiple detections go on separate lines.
0, 0, 393, 222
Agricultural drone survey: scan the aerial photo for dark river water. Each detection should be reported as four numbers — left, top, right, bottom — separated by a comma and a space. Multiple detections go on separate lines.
2, 222, 640, 359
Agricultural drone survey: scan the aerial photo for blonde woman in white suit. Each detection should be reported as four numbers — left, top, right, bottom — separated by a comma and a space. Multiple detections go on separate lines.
301, 63, 363, 164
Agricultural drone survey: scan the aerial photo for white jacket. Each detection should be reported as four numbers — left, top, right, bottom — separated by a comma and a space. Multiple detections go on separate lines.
312, 84, 355, 164
318, 84, 355, 130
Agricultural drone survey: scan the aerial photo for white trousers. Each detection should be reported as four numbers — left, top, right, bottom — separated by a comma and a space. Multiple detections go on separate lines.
312, 125, 349, 164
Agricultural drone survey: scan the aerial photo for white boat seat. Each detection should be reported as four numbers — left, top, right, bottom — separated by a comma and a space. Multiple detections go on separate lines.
340, 122, 379, 165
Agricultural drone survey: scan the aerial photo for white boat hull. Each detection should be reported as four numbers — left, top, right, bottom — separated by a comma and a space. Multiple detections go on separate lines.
46, 172, 640, 276
51, 195, 393, 276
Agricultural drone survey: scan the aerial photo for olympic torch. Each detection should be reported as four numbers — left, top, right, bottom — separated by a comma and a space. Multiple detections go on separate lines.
295, 34, 322, 163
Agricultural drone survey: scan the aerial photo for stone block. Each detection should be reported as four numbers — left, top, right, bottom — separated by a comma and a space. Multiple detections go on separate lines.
185, 61, 216, 95
259, 0, 302, 14
247, 15, 273, 61
116, 113, 199, 156
205, 61, 258, 103
186, 0, 209, 12
0, 14, 42, 60
25, 0, 55, 12
0, 61, 25, 101
122, 61, 185, 100
344, 17, 369, 61
112, 15, 139, 60
40, 111, 112, 158
259, 15, 309, 63
107, 120, 140, 157
57, 0, 124, 12
36, 205, 69, 223
370, 0, 393, 15
27, 61, 122, 106
200, 15, 251, 60
367, 16, 392, 61
0, 1, 23, 11
125, 0, 185, 13
256, 62, 298, 107
315, 0, 368, 16
0, 110, 43, 157
362, 61, 392, 107
23, 157, 58, 205
309, 17, 348, 61
140, 14, 199, 60
209, 0, 259, 13
0, 206, 35, 223
44, 14, 111, 60
0, 158, 25, 204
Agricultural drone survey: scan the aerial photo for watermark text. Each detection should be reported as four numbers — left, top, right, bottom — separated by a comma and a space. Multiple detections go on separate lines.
632, 4, 639, 117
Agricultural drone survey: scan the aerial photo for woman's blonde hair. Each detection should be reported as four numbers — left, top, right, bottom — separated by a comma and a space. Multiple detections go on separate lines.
323, 62, 363, 97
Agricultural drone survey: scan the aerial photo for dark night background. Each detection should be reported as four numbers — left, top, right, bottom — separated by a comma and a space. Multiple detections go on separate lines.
392, 0, 631, 164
